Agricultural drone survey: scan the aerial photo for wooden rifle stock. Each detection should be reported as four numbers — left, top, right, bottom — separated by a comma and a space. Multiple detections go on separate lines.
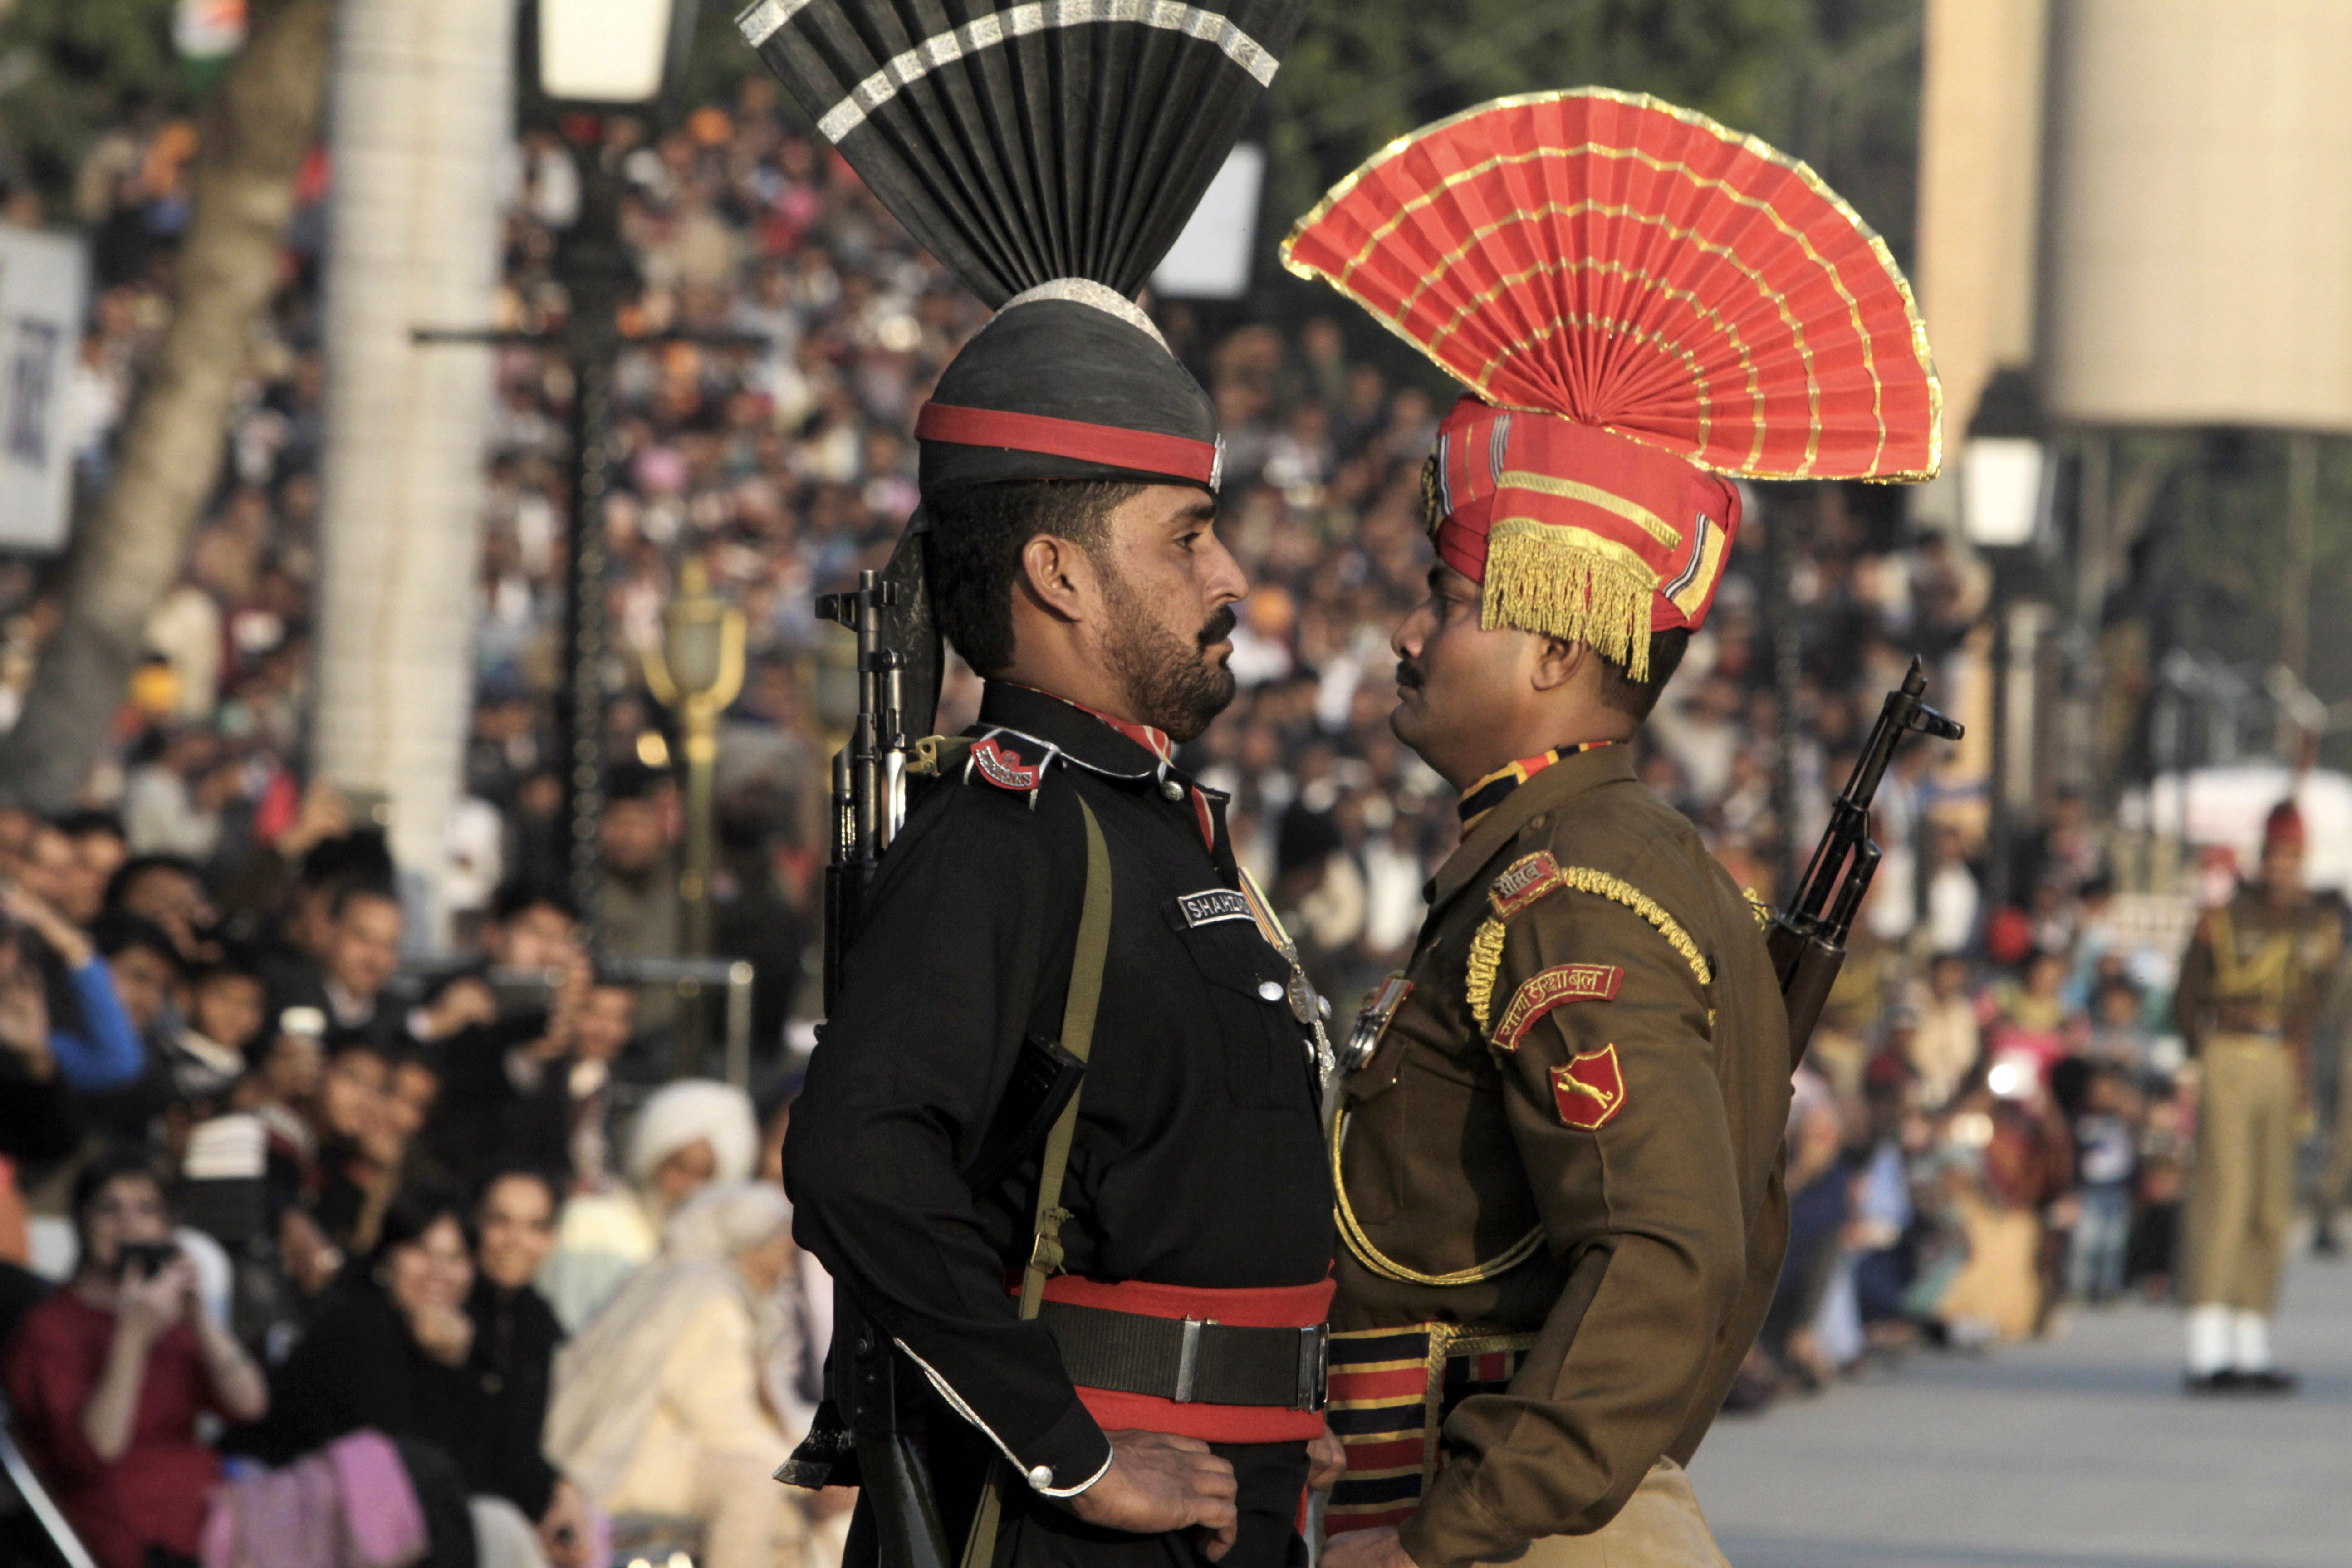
1769, 658, 1961, 1066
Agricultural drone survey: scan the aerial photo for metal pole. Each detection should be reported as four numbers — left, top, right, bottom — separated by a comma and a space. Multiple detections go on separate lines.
1986, 559, 2013, 918
557, 131, 635, 946
725, 959, 754, 1088
2284, 430, 2317, 685
676, 698, 718, 1076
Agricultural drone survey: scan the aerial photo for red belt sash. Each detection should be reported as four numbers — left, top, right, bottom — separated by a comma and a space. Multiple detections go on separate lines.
1031, 1274, 1337, 1443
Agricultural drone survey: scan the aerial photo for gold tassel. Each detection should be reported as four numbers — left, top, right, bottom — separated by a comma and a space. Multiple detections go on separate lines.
1481, 518, 1661, 681
1466, 917, 1507, 1033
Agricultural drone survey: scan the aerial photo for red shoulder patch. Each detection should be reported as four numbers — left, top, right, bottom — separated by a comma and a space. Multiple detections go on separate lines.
970, 735, 1042, 792
1551, 1045, 1627, 1130
1490, 964, 1625, 1053
1488, 851, 1563, 919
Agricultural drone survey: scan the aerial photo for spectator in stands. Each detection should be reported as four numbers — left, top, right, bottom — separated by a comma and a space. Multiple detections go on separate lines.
162, 955, 268, 1111
538, 1079, 755, 1332
2067, 1063, 2141, 1305
1906, 952, 1982, 1111
80, 911, 185, 1140
4, 1150, 266, 1568
292, 881, 410, 1054
105, 853, 219, 967
419, 882, 593, 1190
597, 764, 679, 1037
253, 1183, 581, 1565
546, 1182, 810, 1568
469, 1168, 595, 1568
1, 879, 144, 1095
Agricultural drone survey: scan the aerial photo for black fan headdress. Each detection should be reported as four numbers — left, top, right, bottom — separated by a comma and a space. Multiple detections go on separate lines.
739, 0, 1303, 492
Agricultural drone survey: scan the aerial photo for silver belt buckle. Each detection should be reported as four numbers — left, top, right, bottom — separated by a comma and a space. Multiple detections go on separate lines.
1173, 1317, 1209, 1403
1295, 1324, 1328, 1410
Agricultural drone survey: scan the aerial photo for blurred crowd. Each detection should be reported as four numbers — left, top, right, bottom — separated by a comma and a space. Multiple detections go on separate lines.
0, 74, 2340, 1568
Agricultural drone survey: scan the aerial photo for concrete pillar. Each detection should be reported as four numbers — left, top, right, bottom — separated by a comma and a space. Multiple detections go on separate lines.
1911, 0, 2049, 524
313, 0, 513, 942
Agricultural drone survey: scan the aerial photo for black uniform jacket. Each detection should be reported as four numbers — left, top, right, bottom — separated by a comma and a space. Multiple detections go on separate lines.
787, 683, 1335, 1504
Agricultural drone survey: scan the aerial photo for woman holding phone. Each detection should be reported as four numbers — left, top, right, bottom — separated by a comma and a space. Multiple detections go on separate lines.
2, 1148, 267, 1568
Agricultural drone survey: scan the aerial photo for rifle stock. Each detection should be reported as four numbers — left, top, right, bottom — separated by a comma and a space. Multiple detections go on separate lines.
1769, 658, 1961, 1065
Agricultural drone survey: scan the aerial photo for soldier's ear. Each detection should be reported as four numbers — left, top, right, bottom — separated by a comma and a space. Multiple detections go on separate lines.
1015, 532, 1100, 625
1529, 635, 1589, 695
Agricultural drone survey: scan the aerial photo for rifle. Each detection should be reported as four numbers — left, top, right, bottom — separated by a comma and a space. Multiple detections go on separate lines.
1767, 657, 1964, 1062
781, 519, 954, 1568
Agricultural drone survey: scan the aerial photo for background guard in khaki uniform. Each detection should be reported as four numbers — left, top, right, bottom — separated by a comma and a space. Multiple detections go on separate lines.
2174, 800, 2344, 1392
1280, 93, 1942, 1568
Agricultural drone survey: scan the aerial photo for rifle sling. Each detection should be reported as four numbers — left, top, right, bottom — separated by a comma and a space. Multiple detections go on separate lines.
964, 795, 1114, 1568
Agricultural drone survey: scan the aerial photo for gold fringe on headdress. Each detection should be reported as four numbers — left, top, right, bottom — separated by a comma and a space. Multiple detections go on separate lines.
1480, 518, 1661, 681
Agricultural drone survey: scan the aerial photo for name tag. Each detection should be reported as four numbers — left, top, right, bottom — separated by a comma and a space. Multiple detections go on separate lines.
1176, 888, 1254, 928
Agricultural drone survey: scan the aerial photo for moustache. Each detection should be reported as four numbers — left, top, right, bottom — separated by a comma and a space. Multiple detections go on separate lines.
1198, 605, 1239, 648
1396, 658, 1424, 691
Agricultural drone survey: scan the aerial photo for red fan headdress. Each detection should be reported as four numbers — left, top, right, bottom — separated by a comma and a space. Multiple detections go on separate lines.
1283, 90, 1940, 677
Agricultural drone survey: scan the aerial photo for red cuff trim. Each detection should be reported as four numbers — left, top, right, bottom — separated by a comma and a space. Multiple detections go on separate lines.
917, 402, 1222, 488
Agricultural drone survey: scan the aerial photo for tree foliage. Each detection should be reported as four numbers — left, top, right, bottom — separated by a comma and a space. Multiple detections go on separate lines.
0, 0, 185, 202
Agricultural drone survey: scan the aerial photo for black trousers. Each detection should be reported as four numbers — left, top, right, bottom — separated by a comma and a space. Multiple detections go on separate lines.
846, 1410, 1310, 1568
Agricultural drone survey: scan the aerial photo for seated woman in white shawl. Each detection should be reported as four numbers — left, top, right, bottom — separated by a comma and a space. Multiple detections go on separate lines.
544, 1182, 813, 1568
536, 1078, 758, 1331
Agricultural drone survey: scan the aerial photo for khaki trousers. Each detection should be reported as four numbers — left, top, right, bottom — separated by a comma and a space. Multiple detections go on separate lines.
2185, 1035, 2297, 1313
1478, 1460, 1730, 1568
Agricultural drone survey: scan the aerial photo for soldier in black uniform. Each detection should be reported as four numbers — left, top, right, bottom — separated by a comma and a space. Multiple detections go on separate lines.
740, 3, 1333, 1566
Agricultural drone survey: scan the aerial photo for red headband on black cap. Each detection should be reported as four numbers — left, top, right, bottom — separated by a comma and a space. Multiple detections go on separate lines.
916, 403, 1224, 491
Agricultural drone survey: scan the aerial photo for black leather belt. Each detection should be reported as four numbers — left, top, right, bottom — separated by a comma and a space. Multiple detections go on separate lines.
1039, 1299, 1329, 1411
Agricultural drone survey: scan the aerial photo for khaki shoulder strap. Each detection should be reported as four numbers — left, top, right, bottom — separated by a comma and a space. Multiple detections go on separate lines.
1019, 796, 1114, 1315
963, 796, 1113, 1568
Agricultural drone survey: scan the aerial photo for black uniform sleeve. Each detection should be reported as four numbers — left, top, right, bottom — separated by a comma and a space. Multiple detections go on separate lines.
785, 781, 1111, 1497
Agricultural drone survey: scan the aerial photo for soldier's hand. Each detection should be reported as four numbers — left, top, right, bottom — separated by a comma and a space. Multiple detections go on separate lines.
1306, 1421, 1348, 1490
1321, 1524, 1422, 1568
1069, 1430, 1239, 1558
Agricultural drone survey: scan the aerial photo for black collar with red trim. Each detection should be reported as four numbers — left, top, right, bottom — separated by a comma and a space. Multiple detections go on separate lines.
970, 683, 1224, 848
975, 683, 1165, 780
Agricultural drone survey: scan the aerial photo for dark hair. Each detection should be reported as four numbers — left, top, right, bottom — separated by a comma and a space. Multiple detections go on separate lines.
71, 1146, 172, 1250
91, 910, 181, 973
489, 879, 577, 927
1593, 626, 1693, 721
605, 760, 663, 803
328, 879, 400, 921
53, 809, 125, 843
368, 1181, 476, 1271
924, 479, 1145, 674
298, 828, 396, 893
2094, 975, 2141, 1009
104, 852, 204, 912
474, 1165, 559, 1215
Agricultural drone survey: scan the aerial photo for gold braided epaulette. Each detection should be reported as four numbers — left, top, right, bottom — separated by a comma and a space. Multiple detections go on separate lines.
1467, 853, 1713, 1034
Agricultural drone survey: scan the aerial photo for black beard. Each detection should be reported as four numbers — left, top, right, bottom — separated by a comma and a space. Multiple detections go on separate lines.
1099, 574, 1238, 743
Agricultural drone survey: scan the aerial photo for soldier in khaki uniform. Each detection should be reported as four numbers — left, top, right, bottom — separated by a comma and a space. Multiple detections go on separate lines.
2175, 800, 2343, 1392
1280, 93, 1942, 1568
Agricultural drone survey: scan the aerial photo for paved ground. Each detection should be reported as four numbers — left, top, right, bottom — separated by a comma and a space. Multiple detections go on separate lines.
1688, 1256, 2352, 1568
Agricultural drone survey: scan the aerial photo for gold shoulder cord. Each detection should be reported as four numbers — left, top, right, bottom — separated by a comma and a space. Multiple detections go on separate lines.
1467, 865, 1714, 1030
2209, 903, 2293, 999
1332, 1109, 1545, 1287
1337, 866, 1717, 1288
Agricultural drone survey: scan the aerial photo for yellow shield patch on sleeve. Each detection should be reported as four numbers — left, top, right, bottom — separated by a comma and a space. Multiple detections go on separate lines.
1551, 1044, 1627, 1130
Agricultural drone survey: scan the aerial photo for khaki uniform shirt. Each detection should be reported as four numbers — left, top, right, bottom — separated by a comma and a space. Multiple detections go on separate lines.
1333, 746, 1790, 1568
2172, 885, 2344, 1051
